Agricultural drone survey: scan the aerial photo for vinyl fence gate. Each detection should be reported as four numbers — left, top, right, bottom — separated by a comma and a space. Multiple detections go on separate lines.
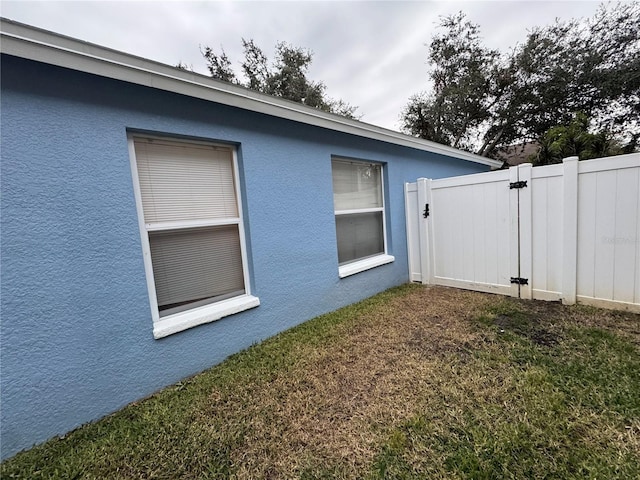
405, 154, 640, 313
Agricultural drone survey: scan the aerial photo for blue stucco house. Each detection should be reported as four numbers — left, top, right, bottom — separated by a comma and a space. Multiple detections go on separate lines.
0, 18, 500, 459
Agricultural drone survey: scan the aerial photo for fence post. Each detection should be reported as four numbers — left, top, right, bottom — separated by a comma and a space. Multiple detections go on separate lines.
518, 163, 533, 300
562, 156, 579, 305
425, 178, 435, 285
404, 182, 419, 282
508, 166, 521, 298
416, 177, 433, 284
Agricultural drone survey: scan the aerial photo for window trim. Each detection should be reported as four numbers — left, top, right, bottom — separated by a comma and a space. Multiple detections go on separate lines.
128, 134, 259, 339
338, 254, 395, 278
332, 157, 394, 277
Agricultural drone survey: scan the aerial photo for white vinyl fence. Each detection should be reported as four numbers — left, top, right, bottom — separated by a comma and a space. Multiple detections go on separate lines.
405, 154, 640, 313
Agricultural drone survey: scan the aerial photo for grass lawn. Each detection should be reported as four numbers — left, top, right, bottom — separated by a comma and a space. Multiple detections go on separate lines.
2, 284, 639, 479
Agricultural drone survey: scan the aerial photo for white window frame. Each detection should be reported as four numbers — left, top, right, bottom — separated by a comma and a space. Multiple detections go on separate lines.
128, 134, 259, 339
332, 158, 394, 278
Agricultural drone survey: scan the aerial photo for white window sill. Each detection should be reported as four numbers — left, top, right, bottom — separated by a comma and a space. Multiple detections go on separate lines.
153, 294, 260, 339
338, 254, 395, 278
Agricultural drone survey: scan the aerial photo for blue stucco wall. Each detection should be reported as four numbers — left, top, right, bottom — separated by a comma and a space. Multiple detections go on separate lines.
0, 55, 487, 459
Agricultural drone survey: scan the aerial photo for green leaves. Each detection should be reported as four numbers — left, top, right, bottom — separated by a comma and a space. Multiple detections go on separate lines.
403, 3, 640, 159
201, 39, 359, 119
533, 112, 625, 165
402, 12, 497, 152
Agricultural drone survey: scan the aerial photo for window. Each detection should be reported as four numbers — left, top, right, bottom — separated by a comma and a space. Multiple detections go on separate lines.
331, 158, 394, 277
129, 135, 259, 338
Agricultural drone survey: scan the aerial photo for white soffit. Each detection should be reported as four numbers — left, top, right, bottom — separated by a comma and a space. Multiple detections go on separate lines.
0, 18, 501, 168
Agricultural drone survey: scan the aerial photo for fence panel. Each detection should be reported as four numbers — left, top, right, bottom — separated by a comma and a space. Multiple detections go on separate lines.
575, 155, 640, 310
406, 153, 640, 313
404, 182, 422, 282
530, 164, 564, 301
426, 169, 517, 296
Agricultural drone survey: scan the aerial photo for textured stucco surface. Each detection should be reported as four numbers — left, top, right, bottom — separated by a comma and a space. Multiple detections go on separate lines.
0, 55, 487, 459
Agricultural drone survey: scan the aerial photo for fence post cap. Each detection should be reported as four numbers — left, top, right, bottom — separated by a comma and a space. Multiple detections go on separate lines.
563, 156, 579, 163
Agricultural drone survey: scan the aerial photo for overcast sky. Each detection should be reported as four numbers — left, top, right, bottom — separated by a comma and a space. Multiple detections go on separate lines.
1, 0, 607, 131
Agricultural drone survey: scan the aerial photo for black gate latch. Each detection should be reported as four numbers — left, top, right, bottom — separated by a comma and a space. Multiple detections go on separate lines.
509, 181, 527, 189
423, 204, 430, 218
510, 277, 529, 285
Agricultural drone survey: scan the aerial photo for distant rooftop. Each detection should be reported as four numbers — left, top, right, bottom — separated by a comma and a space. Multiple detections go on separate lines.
496, 141, 540, 166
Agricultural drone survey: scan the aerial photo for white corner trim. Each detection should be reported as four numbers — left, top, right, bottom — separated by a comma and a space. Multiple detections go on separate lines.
153, 294, 260, 339
338, 254, 395, 278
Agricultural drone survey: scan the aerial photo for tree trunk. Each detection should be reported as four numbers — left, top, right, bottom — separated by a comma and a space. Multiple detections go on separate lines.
477, 127, 505, 157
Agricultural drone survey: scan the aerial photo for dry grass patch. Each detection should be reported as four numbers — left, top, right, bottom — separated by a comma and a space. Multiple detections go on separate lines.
2, 284, 639, 479
197, 286, 494, 478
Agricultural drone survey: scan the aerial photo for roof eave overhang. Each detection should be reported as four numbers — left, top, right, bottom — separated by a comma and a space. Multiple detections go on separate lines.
0, 18, 501, 168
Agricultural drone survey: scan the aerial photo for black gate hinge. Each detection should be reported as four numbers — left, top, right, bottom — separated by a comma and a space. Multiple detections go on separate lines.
423, 203, 430, 218
510, 277, 529, 285
509, 181, 528, 189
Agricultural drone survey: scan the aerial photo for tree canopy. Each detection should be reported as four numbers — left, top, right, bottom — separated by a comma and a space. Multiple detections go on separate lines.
402, 2, 640, 158
200, 39, 358, 118
531, 112, 628, 165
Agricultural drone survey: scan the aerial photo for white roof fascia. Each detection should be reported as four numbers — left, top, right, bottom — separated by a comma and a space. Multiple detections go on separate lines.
0, 18, 501, 168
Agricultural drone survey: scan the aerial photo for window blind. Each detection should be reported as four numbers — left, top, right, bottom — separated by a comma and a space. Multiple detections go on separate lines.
134, 139, 238, 224
132, 136, 247, 318
149, 225, 245, 311
331, 158, 386, 267
332, 160, 382, 210
335, 211, 384, 264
